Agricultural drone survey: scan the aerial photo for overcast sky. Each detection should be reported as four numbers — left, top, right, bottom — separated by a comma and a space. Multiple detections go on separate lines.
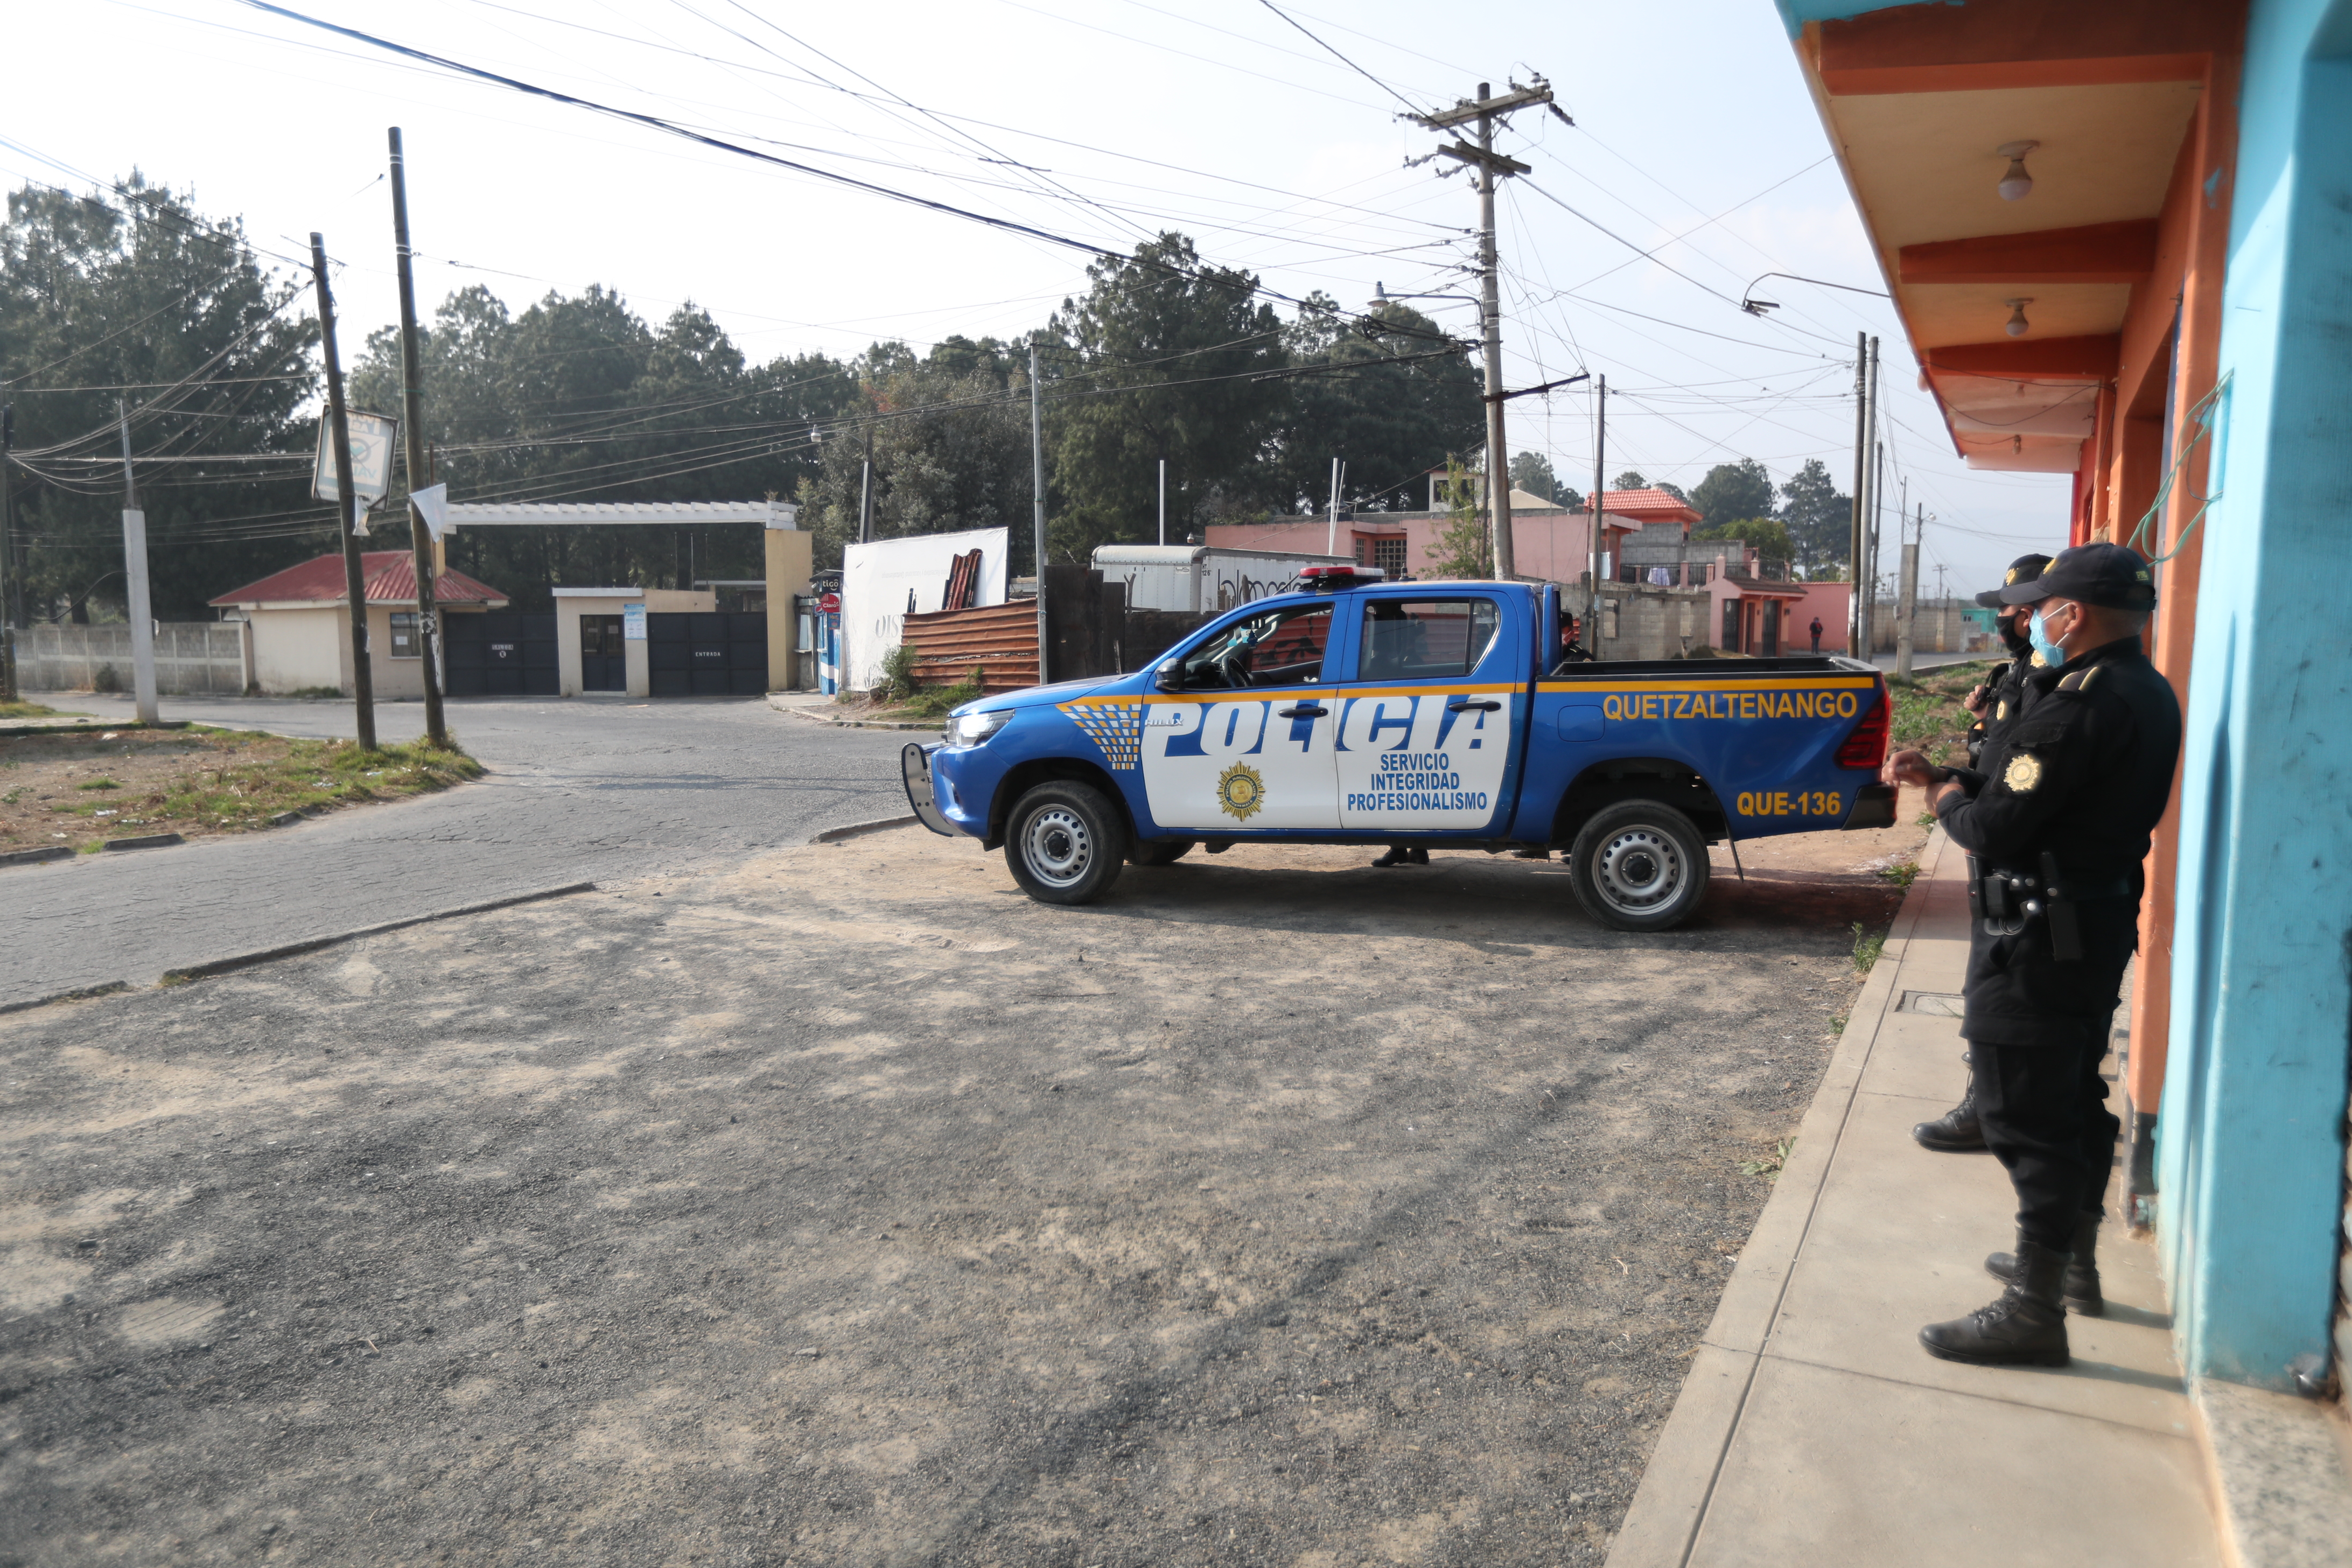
6, 0, 2071, 593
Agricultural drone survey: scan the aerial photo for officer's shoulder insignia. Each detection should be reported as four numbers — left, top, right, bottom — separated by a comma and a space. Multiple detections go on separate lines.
1996, 699, 2009, 722
2081, 666, 2104, 689
2003, 752, 2043, 794
2058, 669, 2087, 692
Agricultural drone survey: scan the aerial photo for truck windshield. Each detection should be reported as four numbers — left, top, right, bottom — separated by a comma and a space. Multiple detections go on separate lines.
1177, 604, 1333, 689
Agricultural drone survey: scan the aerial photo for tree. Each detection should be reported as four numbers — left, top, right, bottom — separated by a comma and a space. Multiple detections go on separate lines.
1696, 516, 1796, 571
1047, 233, 1289, 559
1611, 469, 1687, 502
1420, 457, 1488, 579
0, 176, 314, 620
795, 337, 1035, 571
1777, 458, 1852, 578
1509, 450, 1557, 504
1277, 296, 1481, 515
1689, 459, 1775, 528
346, 286, 858, 605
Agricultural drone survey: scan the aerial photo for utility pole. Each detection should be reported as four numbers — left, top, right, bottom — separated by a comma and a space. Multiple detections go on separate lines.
0, 389, 16, 703
115, 401, 159, 724
1895, 502, 1920, 682
858, 425, 876, 545
1029, 343, 1048, 685
1590, 374, 1606, 647
388, 128, 447, 747
1326, 457, 1341, 556
1412, 77, 1551, 582
311, 233, 377, 750
1158, 458, 1166, 548
1846, 332, 1869, 650
1869, 439, 1885, 655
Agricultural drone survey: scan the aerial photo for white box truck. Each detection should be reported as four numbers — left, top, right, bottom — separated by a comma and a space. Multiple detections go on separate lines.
1091, 544, 1353, 616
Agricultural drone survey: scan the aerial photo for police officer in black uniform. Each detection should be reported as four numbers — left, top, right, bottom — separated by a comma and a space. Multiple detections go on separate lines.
1884, 543, 2180, 1367
1911, 552, 2052, 1154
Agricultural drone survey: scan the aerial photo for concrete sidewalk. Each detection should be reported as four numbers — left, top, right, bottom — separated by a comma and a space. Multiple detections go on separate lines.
1609, 827, 2222, 1567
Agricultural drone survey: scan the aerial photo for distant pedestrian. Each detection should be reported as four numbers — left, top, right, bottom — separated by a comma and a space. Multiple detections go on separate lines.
1886, 543, 2179, 1369
1808, 615, 1823, 653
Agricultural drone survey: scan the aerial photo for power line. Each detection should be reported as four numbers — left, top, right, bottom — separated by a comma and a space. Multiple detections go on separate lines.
1252, 0, 1426, 116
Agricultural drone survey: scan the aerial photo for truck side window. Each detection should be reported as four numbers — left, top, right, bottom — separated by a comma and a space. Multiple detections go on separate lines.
1359, 599, 1499, 681
1176, 604, 1334, 689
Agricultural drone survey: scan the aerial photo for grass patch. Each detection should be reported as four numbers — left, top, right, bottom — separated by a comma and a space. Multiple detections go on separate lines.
2, 729, 481, 853
1875, 858, 1920, 890
1850, 920, 1887, 974
0, 700, 78, 720
285, 685, 345, 699
1887, 660, 1998, 766
1739, 1138, 1793, 1180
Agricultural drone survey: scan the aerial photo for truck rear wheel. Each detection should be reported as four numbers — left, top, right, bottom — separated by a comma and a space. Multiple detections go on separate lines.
1568, 800, 1710, 932
1129, 838, 1195, 866
1005, 781, 1128, 905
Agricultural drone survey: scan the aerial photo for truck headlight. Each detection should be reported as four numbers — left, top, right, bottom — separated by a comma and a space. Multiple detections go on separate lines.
947, 708, 1013, 748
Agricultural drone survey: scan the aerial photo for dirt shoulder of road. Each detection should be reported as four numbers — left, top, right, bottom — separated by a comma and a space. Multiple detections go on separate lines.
0, 813, 1919, 1566
0, 728, 481, 854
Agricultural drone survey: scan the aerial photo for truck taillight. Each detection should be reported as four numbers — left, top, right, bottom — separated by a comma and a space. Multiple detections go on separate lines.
1836, 682, 1889, 771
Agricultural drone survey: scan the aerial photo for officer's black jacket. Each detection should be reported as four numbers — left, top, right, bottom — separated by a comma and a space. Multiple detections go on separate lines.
1963, 642, 2041, 765
1934, 636, 2182, 1045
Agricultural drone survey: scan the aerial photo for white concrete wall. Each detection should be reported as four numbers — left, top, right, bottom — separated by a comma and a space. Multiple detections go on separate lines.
842, 528, 1008, 692
250, 608, 347, 695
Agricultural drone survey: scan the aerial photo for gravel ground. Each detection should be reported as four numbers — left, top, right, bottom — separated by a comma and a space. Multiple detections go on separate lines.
0, 822, 1916, 1566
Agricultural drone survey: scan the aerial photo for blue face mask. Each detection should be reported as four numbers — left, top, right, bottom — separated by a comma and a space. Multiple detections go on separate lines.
2028, 607, 2067, 666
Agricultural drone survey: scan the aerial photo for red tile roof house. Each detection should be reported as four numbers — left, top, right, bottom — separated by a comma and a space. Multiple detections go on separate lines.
209, 551, 508, 698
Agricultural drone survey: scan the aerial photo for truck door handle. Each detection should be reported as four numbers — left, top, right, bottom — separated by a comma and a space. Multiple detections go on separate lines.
1447, 699, 1502, 712
1277, 704, 1327, 719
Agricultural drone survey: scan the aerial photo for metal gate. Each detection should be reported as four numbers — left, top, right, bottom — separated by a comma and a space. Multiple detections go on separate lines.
647, 611, 767, 696
444, 612, 558, 697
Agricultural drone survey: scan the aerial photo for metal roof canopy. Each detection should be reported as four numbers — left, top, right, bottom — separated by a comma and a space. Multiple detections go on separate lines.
443, 501, 797, 529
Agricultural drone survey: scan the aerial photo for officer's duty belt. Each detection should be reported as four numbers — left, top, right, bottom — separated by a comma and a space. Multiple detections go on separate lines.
1965, 855, 2136, 961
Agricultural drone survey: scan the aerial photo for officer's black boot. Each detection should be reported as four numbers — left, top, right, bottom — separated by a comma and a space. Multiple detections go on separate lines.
1985, 1210, 2103, 1316
1919, 1236, 2070, 1368
1910, 1052, 1987, 1152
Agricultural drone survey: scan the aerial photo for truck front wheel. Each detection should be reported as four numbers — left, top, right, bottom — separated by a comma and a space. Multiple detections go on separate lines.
1568, 800, 1710, 931
1005, 781, 1128, 905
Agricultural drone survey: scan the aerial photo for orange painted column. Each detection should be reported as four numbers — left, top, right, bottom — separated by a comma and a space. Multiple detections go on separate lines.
2127, 55, 2241, 1124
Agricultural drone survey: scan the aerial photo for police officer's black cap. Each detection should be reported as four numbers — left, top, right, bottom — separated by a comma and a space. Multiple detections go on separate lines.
1975, 552, 2052, 608
1998, 542, 2157, 610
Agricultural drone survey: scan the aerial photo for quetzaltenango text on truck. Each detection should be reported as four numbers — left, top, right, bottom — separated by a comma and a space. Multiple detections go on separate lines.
901, 568, 1895, 931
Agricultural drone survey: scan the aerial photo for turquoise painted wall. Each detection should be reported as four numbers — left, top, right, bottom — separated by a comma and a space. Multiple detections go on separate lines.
2160, 0, 2352, 1390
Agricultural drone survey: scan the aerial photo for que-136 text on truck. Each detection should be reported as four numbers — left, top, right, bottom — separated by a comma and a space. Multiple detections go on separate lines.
901, 568, 1895, 931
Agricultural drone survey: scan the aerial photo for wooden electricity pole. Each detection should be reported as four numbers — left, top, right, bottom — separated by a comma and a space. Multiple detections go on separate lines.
311, 233, 377, 749
388, 128, 447, 746
1030, 342, 1048, 685
1413, 78, 1551, 581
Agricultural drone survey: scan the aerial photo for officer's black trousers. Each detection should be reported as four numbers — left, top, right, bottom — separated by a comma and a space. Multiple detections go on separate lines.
1970, 1023, 2121, 1254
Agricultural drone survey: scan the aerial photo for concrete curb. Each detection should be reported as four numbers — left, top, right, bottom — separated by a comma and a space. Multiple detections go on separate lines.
103, 832, 185, 851
766, 692, 944, 732
157, 881, 597, 986
807, 815, 919, 845
0, 981, 131, 1018
1, 719, 188, 738
1605, 827, 1949, 1568
2195, 1376, 2352, 1567
0, 846, 76, 870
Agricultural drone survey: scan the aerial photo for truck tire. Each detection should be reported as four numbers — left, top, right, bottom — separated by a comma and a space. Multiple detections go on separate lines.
1129, 838, 1196, 866
1567, 799, 1711, 932
1005, 781, 1128, 905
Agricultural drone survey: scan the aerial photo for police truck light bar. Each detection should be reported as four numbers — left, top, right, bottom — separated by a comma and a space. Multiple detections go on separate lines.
1297, 564, 1387, 591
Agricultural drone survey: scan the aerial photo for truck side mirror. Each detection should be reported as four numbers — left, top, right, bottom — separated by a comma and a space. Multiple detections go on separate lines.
1154, 659, 1183, 692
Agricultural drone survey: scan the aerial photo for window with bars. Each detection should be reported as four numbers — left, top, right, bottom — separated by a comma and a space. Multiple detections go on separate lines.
1372, 537, 1407, 580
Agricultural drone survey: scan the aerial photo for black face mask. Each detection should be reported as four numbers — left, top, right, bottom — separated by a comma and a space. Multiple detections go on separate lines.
1999, 618, 2032, 657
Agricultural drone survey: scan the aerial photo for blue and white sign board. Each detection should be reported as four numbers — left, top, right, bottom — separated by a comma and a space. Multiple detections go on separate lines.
312, 409, 399, 503
622, 604, 647, 641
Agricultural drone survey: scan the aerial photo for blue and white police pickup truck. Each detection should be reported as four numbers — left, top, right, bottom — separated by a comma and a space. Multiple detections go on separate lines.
901, 566, 1895, 931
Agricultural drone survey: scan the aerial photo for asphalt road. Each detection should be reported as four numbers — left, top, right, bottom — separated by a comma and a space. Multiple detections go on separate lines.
0, 829, 1908, 1566
3, 694, 911, 1009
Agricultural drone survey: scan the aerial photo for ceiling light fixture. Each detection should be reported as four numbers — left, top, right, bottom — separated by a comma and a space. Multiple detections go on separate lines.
1997, 141, 2039, 200
2005, 298, 2033, 337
